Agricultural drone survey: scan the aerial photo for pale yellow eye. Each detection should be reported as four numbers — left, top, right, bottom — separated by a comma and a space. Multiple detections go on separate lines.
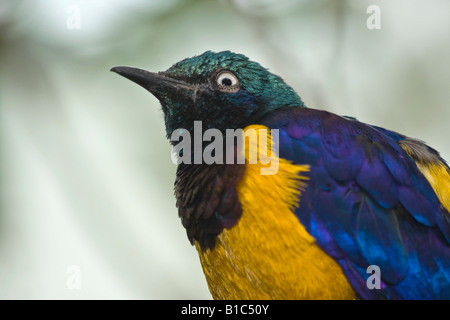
216, 71, 240, 92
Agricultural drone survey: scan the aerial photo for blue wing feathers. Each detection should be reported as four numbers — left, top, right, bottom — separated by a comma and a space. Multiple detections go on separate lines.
354, 198, 408, 284
262, 107, 450, 299
356, 153, 399, 209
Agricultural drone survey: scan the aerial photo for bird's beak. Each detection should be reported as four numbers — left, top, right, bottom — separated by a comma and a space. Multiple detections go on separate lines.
110, 66, 198, 100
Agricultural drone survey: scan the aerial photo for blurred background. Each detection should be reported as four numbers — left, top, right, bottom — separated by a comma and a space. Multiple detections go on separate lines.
0, 0, 449, 299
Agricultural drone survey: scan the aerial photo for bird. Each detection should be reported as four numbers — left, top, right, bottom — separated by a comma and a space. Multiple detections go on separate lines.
111, 50, 450, 300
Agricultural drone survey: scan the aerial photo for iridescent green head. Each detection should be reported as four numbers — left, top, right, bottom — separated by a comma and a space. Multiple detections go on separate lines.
112, 51, 304, 139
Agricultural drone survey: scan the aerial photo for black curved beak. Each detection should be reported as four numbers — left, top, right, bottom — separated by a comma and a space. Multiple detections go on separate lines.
110, 66, 198, 100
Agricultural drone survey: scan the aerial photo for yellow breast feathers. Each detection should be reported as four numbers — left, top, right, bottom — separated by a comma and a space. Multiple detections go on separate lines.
195, 125, 355, 300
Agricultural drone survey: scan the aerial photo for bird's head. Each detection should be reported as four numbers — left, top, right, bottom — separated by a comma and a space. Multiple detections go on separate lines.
111, 50, 304, 141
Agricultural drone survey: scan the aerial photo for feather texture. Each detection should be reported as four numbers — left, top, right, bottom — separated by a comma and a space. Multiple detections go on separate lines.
262, 107, 450, 299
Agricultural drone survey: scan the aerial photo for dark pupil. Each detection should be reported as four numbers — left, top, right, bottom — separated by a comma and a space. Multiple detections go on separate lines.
221, 78, 232, 86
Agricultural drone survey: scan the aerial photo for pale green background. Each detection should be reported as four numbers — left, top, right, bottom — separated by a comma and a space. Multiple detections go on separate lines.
1, 0, 449, 299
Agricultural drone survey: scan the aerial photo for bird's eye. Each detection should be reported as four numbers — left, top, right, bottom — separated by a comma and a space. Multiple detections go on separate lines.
215, 71, 240, 93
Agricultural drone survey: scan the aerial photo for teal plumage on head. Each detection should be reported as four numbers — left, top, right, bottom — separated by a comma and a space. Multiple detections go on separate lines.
112, 51, 450, 299
112, 51, 303, 138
